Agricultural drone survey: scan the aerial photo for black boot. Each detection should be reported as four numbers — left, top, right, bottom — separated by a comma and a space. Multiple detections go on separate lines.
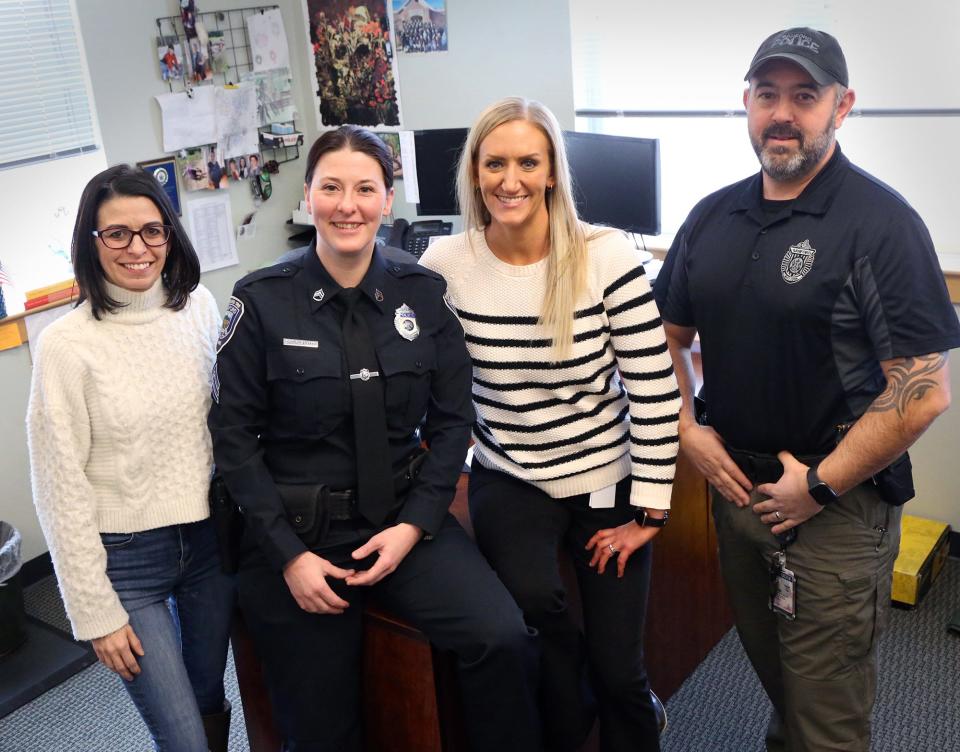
202, 699, 231, 752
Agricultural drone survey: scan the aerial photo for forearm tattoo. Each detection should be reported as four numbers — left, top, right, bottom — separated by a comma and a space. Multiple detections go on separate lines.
869, 352, 947, 418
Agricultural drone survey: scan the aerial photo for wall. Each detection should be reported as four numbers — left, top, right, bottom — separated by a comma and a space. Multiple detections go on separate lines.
0, 0, 574, 561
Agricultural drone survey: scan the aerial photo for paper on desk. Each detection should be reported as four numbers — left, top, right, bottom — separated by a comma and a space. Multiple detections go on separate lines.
26, 305, 71, 359
185, 193, 239, 273
156, 87, 217, 152
215, 84, 260, 159
398, 131, 419, 203
248, 8, 290, 72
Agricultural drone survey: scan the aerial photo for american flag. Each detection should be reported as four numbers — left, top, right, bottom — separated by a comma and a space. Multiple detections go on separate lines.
0, 262, 7, 319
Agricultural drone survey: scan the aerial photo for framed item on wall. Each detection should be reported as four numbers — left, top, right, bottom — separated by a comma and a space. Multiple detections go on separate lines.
138, 157, 182, 215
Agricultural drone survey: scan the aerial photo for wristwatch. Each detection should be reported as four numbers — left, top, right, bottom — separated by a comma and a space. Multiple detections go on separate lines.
806, 465, 839, 507
635, 508, 669, 528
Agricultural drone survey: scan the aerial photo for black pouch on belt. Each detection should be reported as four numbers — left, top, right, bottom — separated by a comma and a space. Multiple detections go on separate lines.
275, 484, 332, 548
208, 473, 243, 575
872, 452, 915, 506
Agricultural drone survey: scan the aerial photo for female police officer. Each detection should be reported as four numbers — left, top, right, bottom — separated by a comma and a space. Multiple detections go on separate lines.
208, 126, 540, 752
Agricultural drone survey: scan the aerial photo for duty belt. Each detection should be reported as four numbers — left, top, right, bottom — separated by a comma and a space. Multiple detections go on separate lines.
725, 447, 828, 485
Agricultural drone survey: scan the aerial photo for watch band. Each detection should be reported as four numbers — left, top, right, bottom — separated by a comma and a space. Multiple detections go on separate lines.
635, 508, 669, 528
806, 465, 839, 507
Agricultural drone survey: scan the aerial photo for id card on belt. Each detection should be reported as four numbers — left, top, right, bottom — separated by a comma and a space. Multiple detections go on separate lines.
769, 551, 797, 620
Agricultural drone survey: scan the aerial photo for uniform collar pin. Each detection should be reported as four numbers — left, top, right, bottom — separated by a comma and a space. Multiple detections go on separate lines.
312, 288, 324, 302
375, 288, 384, 302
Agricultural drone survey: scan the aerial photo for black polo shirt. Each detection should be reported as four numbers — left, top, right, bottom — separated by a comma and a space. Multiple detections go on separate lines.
654, 145, 960, 455
209, 245, 474, 570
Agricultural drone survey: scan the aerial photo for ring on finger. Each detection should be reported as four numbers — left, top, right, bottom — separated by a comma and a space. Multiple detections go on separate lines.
774, 510, 783, 521
608, 543, 618, 554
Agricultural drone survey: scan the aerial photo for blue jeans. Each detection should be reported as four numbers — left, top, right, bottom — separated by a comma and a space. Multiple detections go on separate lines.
101, 517, 235, 752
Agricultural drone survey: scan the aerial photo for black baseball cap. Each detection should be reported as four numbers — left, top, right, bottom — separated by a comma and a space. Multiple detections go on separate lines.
745, 27, 848, 87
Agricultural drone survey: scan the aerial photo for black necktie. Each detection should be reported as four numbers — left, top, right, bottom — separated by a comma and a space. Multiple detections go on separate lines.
340, 288, 395, 525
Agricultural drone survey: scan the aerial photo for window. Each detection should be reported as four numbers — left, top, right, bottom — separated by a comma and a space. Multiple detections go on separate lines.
0, 0, 105, 314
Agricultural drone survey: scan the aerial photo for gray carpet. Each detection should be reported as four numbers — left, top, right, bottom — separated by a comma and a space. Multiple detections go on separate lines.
660, 557, 960, 752
2, 560, 957, 751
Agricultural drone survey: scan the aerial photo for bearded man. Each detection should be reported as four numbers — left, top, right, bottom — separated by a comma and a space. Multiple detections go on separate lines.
654, 27, 959, 752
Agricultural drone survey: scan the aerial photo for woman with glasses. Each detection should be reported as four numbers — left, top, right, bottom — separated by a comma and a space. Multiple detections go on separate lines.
26, 164, 235, 752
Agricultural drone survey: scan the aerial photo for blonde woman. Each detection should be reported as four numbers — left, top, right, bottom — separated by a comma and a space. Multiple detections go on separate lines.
420, 97, 680, 752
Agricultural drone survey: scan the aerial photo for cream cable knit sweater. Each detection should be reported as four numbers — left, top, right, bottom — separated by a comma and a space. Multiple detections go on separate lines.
26, 280, 220, 640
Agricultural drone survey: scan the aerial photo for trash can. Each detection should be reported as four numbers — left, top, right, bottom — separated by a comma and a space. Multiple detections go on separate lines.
0, 521, 27, 658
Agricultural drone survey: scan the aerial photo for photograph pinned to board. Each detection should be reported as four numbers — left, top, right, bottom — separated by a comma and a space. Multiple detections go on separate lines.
375, 132, 403, 178
138, 157, 182, 215
240, 68, 298, 126
303, 0, 403, 128
208, 30, 230, 75
392, 0, 448, 54
188, 36, 212, 82
181, 0, 199, 38
177, 146, 227, 192
227, 153, 263, 181
248, 8, 290, 72
157, 37, 185, 81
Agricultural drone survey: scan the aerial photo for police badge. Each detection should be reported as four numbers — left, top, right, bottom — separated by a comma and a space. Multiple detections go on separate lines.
394, 303, 420, 341
780, 239, 816, 284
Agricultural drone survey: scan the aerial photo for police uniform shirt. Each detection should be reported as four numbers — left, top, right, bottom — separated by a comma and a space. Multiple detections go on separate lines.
208, 245, 475, 571
654, 145, 960, 455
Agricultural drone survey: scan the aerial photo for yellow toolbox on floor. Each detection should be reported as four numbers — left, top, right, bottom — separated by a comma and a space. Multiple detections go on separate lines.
891, 514, 951, 608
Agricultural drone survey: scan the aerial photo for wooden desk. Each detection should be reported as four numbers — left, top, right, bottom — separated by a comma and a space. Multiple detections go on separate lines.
233, 455, 731, 751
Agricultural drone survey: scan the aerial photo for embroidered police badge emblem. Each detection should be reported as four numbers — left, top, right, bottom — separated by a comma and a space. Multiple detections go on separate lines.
780, 239, 816, 284
216, 296, 244, 353
394, 303, 419, 341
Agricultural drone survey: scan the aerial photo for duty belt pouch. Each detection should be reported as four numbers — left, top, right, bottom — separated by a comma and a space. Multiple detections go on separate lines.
209, 473, 243, 575
873, 452, 915, 506
393, 447, 429, 497
275, 484, 329, 547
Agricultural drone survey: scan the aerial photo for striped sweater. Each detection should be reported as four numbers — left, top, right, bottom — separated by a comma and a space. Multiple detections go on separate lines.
420, 227, 680, 509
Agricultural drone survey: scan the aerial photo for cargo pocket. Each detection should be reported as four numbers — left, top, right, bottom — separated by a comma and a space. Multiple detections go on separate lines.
837, 570, 880, 666
378, 338, 436, 428
266, 347, 345, 436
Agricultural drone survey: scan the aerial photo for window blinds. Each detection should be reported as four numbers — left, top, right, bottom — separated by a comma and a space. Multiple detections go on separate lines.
0, 0, 98, 170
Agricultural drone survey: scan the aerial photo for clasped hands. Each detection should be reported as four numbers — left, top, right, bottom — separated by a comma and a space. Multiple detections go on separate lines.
681, 420, 825, 535
283, 522, 423, 614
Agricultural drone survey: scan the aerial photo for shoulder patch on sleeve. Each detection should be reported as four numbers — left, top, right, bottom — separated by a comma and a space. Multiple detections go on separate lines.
216, 296, 244, 353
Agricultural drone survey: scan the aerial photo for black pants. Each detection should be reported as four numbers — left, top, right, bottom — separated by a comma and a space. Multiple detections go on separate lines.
237, 513, 541, 752
469, 462, 660, 752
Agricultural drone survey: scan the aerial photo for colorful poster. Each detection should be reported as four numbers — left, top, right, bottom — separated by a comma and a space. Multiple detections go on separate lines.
303, 0, 402, 128
392, 0, 448, 54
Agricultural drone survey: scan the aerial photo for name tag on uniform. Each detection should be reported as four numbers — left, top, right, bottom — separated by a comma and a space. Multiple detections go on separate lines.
588, 484, 617, 508
283, 338, 319, 349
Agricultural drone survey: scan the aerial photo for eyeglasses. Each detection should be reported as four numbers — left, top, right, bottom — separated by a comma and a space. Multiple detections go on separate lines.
92, 225, 172, 249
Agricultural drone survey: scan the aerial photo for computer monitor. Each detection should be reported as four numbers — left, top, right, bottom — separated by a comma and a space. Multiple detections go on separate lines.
413, 128, 468, 216
564, 131, 661, 236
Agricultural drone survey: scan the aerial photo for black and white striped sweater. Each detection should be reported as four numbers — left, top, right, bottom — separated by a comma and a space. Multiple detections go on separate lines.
420, 227, 680, 509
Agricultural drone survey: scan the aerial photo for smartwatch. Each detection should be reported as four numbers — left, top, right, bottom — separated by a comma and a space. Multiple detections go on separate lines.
635, 508, 669, 528
806, 465, 839, 507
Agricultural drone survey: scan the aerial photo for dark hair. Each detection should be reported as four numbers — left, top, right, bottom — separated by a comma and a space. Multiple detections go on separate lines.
303, 125, 394, 189
72, 164, 200, 320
